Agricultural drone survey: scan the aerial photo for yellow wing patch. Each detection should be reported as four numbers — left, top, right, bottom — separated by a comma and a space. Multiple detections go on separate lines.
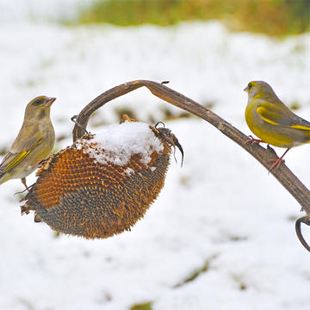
3, 151, 31, 173
256, 106, 279, 126
257, 105, 310, 131
290, 124, 310, 131
1, 138, 43, 174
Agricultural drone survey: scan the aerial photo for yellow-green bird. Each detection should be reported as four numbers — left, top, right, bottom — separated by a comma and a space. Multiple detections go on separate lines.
244, 81, 310, 171
0, 96, 56, 188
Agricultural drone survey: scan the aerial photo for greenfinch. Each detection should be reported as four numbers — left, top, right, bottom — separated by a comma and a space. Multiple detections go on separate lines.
0, 96, 56, 188
244, 81, 310, 171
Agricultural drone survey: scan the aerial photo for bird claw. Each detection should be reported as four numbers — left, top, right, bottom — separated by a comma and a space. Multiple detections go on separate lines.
268, 158, 285, 172
21, 177, 31, 191
245, 135, 264, 145
268, 148, 290, 173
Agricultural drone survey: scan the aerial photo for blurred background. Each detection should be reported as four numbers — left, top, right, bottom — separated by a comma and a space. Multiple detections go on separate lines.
0, 1, 310, 310
1, 0, 309, 36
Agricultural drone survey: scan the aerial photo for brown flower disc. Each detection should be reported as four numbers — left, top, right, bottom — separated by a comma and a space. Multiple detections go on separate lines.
22, 123, 182, 239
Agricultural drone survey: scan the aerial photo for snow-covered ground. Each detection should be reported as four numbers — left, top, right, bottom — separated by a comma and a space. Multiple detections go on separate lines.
1, 5, 310, 310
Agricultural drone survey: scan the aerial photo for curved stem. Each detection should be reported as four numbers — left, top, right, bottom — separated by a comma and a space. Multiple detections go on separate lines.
73, 80, 310, 217
72, 81, 145, 140
295, 217, 310, 252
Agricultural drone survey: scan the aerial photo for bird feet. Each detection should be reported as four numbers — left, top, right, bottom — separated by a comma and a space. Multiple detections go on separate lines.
21, 177, 31, 191
268, 148, 290, 172
245, 135, 264, 145
268, 158, 285, 172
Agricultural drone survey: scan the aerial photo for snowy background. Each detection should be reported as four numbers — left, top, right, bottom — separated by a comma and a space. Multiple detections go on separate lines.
1, 1, 310, 309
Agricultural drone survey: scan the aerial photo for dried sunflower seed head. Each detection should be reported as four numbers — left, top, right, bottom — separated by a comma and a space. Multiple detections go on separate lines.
22, 120, 183, 239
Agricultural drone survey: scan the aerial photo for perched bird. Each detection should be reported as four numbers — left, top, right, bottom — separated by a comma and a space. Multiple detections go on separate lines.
0, 96, 56, 188
244, 81, 310, 171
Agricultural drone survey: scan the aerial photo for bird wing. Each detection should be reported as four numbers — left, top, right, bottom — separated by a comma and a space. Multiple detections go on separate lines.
0, 136, 43, 175
256, 102, 310, 131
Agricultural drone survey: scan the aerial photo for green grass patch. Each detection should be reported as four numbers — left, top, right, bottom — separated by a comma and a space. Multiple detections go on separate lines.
76, 0, 310, 36
174, 254, 218, 288
130, 301, 153, 310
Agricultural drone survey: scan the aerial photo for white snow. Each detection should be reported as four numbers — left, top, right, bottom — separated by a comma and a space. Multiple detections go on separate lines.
124, 167, 135, 176
1, 4, 310, 310
75, 121, 164, 166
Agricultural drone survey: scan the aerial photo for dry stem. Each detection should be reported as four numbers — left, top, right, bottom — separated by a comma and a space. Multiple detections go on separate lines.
72, 80, 310, 251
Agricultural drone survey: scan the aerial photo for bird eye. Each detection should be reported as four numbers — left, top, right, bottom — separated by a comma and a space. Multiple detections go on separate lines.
248, 82, 253, 90
32, 99, 43, 106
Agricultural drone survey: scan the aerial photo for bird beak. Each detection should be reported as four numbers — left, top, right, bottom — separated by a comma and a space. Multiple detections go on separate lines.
243, 86, 248, 92
45, 97, 56, 107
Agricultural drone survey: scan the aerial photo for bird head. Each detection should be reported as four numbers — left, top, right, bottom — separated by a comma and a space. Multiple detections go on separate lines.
25, 96, 56, 120
244, 81, 278, 101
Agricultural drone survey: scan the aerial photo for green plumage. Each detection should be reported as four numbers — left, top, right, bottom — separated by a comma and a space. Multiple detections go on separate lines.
0, 96, 55, 186
245, 81, 310, 148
